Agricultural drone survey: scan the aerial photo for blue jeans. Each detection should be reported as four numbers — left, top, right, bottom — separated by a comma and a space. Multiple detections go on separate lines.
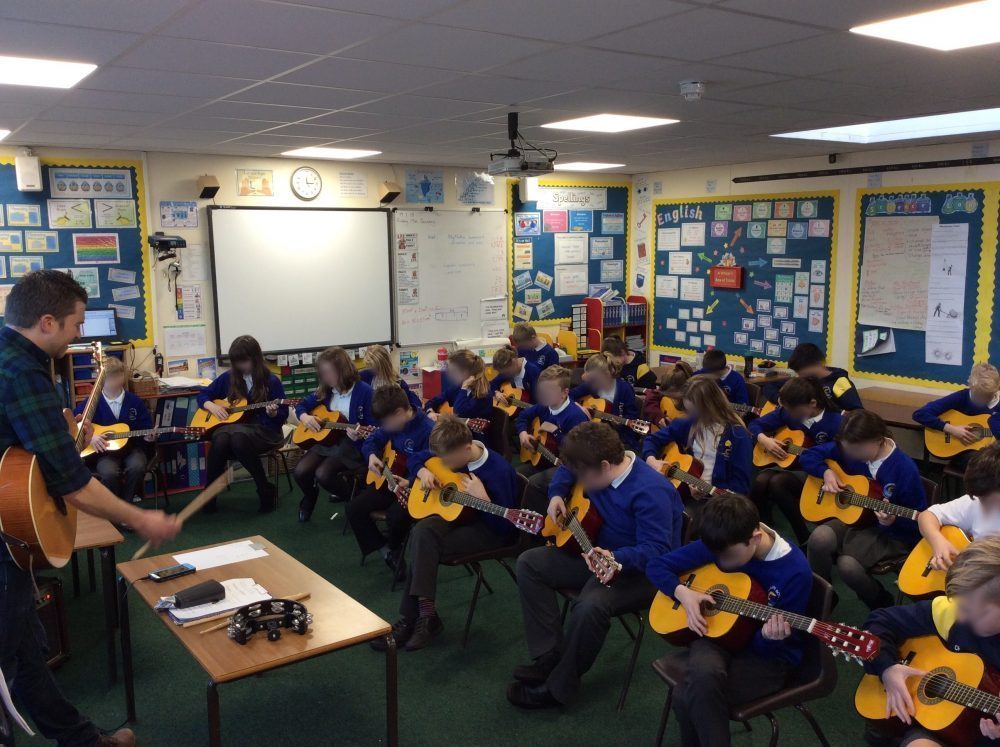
0, 553, 100, 746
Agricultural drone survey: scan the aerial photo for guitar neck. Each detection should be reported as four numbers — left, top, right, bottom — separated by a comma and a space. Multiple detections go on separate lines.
712, 592, 816, 633
926, 676, 1000, 715
732, 403, 760, 417
323, 420, 371, 435
668, 465, 718, 496
591, 409, 626, 426
566, 514, 595, 555
76, 349, 107, 451
437, 486, 509, 519
841, 489, 918, 521
105, 426, 180, 439
535, 441, 561, 467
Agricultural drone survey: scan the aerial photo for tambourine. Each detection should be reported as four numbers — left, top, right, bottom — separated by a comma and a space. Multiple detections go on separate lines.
227, 599, 312, 645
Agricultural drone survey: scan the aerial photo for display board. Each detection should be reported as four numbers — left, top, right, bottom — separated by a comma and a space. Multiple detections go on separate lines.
0, 158, 151, 344
652, 192, 837, 361
851, 185, 997, 387
984, 196, 1000, 368
508, 181, 629, 323
207, 206, 392, 354
393, 209, 507, 345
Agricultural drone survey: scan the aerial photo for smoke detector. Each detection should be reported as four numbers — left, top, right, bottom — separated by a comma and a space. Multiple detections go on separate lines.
679, 80, 705, 102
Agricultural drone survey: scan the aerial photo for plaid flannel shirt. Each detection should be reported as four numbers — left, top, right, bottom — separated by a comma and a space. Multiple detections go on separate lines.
0, 326, 92, 499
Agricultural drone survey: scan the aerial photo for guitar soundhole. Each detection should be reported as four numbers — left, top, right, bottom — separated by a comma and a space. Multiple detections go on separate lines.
918, 667, 956, 705
439, 485, 456, 507
703, 585, 728, 618
833, 492, 850, 510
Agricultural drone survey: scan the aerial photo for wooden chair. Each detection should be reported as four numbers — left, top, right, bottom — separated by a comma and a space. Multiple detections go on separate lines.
653, 574, 838, 747
746, 381, 763, 408
262, 434, 296, 501
142, 449, 171, 509
485, 408, 511, 460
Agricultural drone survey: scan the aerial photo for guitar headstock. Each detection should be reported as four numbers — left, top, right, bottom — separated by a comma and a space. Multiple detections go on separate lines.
812, 621, 881, 664
180, 427, 206, 439
511, 509, 544, 535
629, 420, 651, 435
466, 418, 489, 434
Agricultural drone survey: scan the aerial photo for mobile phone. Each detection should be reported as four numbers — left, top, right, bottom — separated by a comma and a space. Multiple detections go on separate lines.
148, 563, 195, 582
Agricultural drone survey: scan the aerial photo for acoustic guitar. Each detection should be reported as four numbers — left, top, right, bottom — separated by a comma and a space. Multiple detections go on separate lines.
408, 456, 543, 533
731, 401, 777, 419
924, 410, 996, 458
799, 460, 918, 526
657, 443, 743, 501
81, 424, 204, 458
635, 387, 684, 421
752, 427, 812, 469
291, 405, 375, 449
856, 634, 1000, 746
365, 443, 406, 491
541, 483, 621, 585
191, 397, 301, 432
518, 418, 562, 468
898, 525, 972, 599
578, 396, 650, 435
0, 343, 106, 571
428, 403, 489, 434
649, 562, 880, 663
493, 382, 531, 417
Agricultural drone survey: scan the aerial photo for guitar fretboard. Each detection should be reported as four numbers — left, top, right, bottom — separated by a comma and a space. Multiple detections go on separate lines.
535, 441, 561, 467
836, 488, 918, 521
319, 420, 374, 436
923, 673, 1000, 715
76, 347, 107, 452
731, 403, 761, 417
421, 484, 509, 518
591, 409, 626, 426
98, 427, 186, 440
566, 513, 595, 555
667, 463, 723, 497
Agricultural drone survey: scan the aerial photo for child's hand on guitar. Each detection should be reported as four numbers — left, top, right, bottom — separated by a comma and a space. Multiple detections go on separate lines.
80, 421, 94, 443
427, 410, 440, 422
546, 495, 567, 527
417, 467, 440, 490
979, 716, 1000, 740
880, 664, 926, 724
944, 423, 977, 445
758, 435, 788, 459
368, 454, 384, 473
673, 584, 715, 637
300, 414, 322, 432
494, 392, 510, 406
90, 434, 109, 453
761, 613, 791, 641
822, 469, 845, 495
461, 474, 489, 501
875, 499, 896, 526
346, 425, 362, 441
646, 455, 667, 473
519, 432, 536, 450
205, 402, 229, 421
265, 401, 279, 417
929, 536, 961, 570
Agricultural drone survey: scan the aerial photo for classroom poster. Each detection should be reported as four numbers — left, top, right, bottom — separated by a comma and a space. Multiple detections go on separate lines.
456, 171, 493, 205
235, 169, 273, 197
405, 169, 444, 204
159, 200, 198, 228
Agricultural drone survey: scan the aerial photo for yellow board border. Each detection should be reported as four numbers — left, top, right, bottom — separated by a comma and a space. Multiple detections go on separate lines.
507, 177, 631, 326
649, 190, 840, 367
0, 156, 154, 347
848, 182, 1000, 391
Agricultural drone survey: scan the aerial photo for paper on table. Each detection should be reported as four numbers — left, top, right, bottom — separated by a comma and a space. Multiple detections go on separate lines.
165, 578, 270, 624
173, 539, 269, 571
158, 375, 209, 389
0, 664, 33, 735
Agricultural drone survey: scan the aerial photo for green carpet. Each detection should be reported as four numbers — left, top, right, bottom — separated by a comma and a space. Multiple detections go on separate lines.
24, 483, 879, 746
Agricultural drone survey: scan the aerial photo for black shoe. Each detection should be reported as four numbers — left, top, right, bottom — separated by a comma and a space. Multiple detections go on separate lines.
506, 681, 560, 710
298, 496, 316, 523
370, 618, 415, 651
385, 551, 407, 582
257, 484, 277, 514
512, 650, 560, 684
405, 614, 443, 651
868, 587, 895, 611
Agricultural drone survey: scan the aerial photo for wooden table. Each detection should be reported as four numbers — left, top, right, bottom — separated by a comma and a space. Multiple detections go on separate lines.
73, 512, 124, 683
860, 386, 934, 430
116, 535, 396, 746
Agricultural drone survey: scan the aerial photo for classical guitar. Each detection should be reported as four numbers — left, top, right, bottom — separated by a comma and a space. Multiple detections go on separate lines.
657, 443, 743, 501
578, 396, 650, 435
924, 410, 996, 458
428, 403, 489, 434
365, 443, 407, 491
191, 397, 301, 432
898, 525, 972, 599
541, 483, 621, 585
649, 562, 880, 663
634, 388, 684, 421
408, 456, 543, 533
731, 401, 777, 419
799, 460, 917, 526
0, 343, 105, 571
493, 383, 531, 417
518, 418, 562, 468
856, 634, 1000, 746
291, 405, 376, 448
752, 427, 812, 469
81, 424, 204, 458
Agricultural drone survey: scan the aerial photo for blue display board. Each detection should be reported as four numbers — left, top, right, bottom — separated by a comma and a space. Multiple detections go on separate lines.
0, 159, 151, 344
852, 186, 989, 387
508, 182, 629, 322
652, 193, 837, 361
985, 196, 1000, 368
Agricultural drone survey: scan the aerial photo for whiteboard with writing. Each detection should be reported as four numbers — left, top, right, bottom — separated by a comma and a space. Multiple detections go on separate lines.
393, 209, 507, 345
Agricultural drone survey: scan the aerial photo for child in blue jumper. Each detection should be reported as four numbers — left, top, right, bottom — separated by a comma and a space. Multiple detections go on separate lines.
647, 494, 812, 747
748, 376, 843, 545
425, 349, 493, 421
803, 409, 927, 609
569, 351, 640, 448
787, 342, 863, 411
511, 322, 559, 370
490, 345, 541, 403
695, 348, 750, 406
361, 345, 422, 410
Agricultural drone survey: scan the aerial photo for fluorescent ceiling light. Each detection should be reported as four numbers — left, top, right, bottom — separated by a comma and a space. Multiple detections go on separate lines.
281, 146, 381, 159
553, 161, 625, 171
773, 107, 1000, 144
0, 130, 9, 142
850, 0, 1000, 51
541, 113, 678, 133
0, 55, 96, 88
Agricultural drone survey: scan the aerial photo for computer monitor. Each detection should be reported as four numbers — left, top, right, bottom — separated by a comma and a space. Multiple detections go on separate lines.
80, 308, 118, 341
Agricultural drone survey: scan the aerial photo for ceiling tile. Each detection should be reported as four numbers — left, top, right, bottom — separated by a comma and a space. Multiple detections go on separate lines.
411, 75, 575, 105
78, 66, 255, 99
261, 122, 378, 138
306, 110, 432, 131
0, 20, 140, 65
276, 56, 458, 94
190, 100, 330, 121
54, 89, 210, 115
718, 0, 954, 29
0, 0, 190, 32
113, 37, 318, 79
160, 116, 285, 133
349, 94, 503, 118
35, 106, 164, 126
265, 0, 461, 20
713, 32, 907, 77
221, 133, 345, 146
225, 82, 380, 110
15, 120, 141, 137
490, 47, 667, 86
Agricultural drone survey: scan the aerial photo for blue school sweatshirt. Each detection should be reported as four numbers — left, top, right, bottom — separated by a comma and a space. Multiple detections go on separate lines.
425, 381, 493, 420
549, 456, 683, 573
518, 342, 559, 371
569, 378, 640, 447
696, 366, 750, 406
358, 369, 422, 410
647, 534, 813, 665
747, 406, 842, 445
361, 409, 434, 480
197, 371, 288, 432
458, 444, 520, 537
913, 388, 1000, 437
489, 359, 541, 401
295, 381, 376, 450
799, 441, 926, 545
818, 367, 863, 411
641, 417, 753, 495
515, 398, 591, 446
75, 390, 153, 430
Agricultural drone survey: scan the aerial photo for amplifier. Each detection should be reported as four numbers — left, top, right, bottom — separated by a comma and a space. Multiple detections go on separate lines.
35, 576, 70, 669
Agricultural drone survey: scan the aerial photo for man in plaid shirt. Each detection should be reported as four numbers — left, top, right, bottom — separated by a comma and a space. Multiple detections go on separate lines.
0, 271, 178, 747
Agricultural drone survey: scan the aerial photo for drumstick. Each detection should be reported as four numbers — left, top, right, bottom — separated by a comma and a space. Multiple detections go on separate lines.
195, 592, 311, 633
131, 473, 232, 560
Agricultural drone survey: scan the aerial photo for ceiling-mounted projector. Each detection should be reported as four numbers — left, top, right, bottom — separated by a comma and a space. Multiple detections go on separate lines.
487, 112, 556, 177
